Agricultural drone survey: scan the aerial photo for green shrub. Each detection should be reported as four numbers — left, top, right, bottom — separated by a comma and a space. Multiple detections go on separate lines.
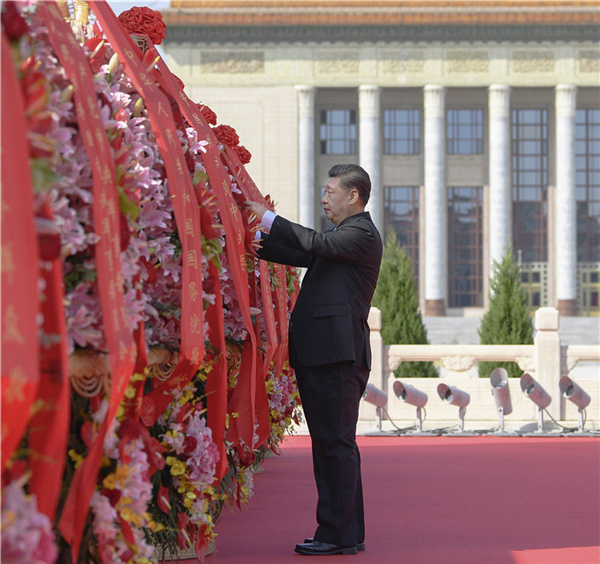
372, 230, 438, 378
478, 244, 534, 378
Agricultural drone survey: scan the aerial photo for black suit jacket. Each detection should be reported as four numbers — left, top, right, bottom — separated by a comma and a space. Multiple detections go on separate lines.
257, 211, 382, 369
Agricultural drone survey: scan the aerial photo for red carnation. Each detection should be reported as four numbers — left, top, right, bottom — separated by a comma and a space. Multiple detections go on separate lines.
233, 144, 252, 165
117, 6, 167, 45
200, 104, 217, 126
213, 124, 239, 148
183, 435, 198, 454
100, 488, 122, 507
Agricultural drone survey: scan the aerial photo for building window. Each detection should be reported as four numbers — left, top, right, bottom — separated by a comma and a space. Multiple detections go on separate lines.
576, 108, 600, 263
383, 109, 421, 154
512, 108, 548, 263
447, 187, 483, 308
319, 109, 356, 154
383, 186, 420, 280
447, 109, 484, 155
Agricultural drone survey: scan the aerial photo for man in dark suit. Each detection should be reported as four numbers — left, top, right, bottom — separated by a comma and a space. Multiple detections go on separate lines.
245, 164, 382, 556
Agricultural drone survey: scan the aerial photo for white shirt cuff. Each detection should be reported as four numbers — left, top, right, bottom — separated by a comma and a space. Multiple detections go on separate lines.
254, 210, 277, 240
261, 210, 277, 232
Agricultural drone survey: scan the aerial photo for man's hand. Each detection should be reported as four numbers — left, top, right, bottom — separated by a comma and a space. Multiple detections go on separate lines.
244, 200, 267, 222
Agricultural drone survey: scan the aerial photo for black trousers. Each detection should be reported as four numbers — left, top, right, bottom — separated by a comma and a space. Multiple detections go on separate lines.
293, 358, 369, 547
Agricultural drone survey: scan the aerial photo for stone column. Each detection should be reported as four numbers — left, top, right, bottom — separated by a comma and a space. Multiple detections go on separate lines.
534, 307, 561, 421
424, 85, 447, 316
368, 307, 384, 393
296, 85, 316, 228
488, 85, 512, 274
555, 84, 578, 316
359, 85, 383, 231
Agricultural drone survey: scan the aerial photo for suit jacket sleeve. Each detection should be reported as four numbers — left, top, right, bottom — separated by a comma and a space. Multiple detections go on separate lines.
267, 215, 376, 266
256, 232, 312, 267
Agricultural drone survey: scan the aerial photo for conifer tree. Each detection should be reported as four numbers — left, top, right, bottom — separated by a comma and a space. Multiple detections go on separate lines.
372, 230, 438, 378
478, 244, 534, 378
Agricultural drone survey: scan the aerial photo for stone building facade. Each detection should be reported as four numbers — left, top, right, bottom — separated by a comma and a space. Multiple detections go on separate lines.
161, 0, 600, 317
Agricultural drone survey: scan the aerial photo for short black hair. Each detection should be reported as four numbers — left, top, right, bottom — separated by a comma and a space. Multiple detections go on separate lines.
328, 164, 371, 205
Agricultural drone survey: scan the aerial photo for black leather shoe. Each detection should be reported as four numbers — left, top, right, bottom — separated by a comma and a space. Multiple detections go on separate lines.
294, 541, 358, 556
304, 538, 365, 552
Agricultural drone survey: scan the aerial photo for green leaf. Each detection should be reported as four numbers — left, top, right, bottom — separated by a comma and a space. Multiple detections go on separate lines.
117, 186, 140, 220
193, 168, 209, 187
30, 158, 59, 193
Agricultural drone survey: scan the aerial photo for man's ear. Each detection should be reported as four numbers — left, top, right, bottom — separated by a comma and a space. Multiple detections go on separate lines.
349, 188, 359, 204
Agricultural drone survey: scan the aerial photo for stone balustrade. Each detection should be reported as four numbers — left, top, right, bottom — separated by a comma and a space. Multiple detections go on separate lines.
361, 307, 600, 433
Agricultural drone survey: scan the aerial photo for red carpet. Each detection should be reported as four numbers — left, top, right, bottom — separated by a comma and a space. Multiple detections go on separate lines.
202, 435, 599, 563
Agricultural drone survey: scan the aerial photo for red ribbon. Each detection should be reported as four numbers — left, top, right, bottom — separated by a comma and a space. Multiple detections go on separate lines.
0, 31, 41, 475
221, 149, 283, 379
122, 274, 149, 419
259, 262, 278, 378
27, 210, 71, 522
151, 55, 264, 458
204, 262, 229, 482
222, 149, 298, 436
88, 5, 207, 440
247, 265, 270, 449
91, 1, 205, 366
38, 4, 137, 558
273, 264, 292, 379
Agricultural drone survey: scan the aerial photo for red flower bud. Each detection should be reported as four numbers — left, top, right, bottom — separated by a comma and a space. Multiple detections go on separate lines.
233, 144, 252, 165
200, 105, 217, 126
213, 124, 239, 148
117, 7, 166, 45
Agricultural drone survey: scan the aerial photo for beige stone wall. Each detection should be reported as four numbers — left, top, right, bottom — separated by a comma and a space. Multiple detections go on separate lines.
188, 84, 300, 219
168, 42, 600, 88
167, 41, 599, 221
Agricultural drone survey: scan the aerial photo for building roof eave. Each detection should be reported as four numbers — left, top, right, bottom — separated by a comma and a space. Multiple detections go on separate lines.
162, 0, 600, 27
